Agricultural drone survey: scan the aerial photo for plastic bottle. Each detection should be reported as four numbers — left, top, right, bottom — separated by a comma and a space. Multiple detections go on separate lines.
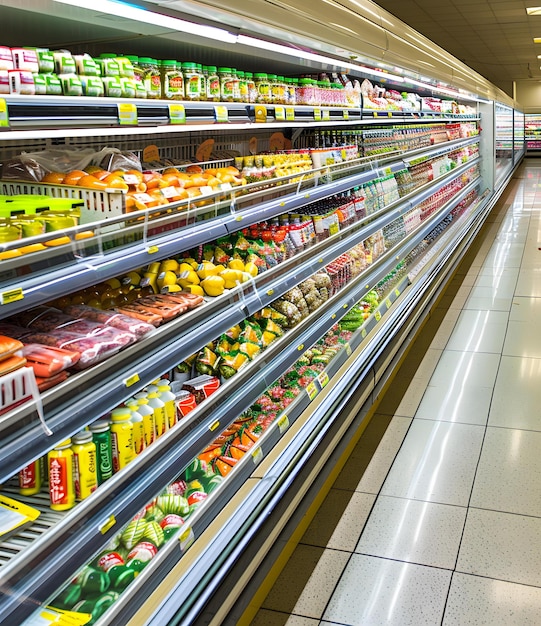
110, 407, 135, 472
125, 399, 145, 454
72, 431, 98, 501
237, 70, 248, 103
182, 62, 201, 100
139, 57, 161, 99
146, 387, 167, 438
218, 67, 234, 102
161, 60, 183, 100
157, 379, 177, 430
254, 73, 270, 104
48, 439, 75, 511
231, 68, 241, 102
89, 420, 113, 484
245, 72, 257, 104
133, 393, 156, 448
205, 65, 220, 101
18, 459, 42, 496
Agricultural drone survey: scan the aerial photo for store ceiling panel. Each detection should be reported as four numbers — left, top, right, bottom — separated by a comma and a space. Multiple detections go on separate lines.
376, 0, 541, 95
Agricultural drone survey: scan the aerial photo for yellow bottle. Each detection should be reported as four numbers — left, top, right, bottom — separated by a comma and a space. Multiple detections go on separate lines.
110, 407, 135, 472
146, 387, 166, 438
48, 439, 75, 511
157, 379, 177, 430
19, 459, 42, 496
133, 393, 156, 447
72, 431, 98, 500
125, 399, 145, 455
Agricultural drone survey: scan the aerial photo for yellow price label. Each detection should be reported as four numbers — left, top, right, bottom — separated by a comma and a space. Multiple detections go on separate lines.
361, 328, 367, 338
306, 382, 318, 400
385, 298, 392, 309
322, 109, 331, 121
124, 373, 140, 387
388, 111, 393, 117
267, 289, 274, 296
314, 108, 322, 121
395, 288, 401, 297
318, 372, 329, 388
254, 104, 267, 123
343, 109, 349, 120
297, 344, 305, 351
147, 245, 159, 254
345, 342, 352, 356
168, 103, 186, 124
274, 106, 285, 121
209, 420, 220, 431
0, 98, 9, 127
0, 287, 23, 305
214, 105, 229, 123
252, 447, 263, 464
285, 106, 295, 121
277, 414, 289, 434
100, 515, 117, 534
118, 102, 138, 125
374, 310, 382, 322
179, 526, 195, 551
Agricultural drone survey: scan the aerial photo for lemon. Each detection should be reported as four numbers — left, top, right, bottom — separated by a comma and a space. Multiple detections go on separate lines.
186, 285, 205, 296
228, 259, 244, 271
197, 261, 218, 280
177, 270, 200, 288
201, 275, 225, 297
244, 262, 258, 277
219, 269, 242, 289
160, 259, 179, 273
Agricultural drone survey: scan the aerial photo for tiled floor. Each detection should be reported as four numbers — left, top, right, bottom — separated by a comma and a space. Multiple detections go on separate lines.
251, 160, 541, 625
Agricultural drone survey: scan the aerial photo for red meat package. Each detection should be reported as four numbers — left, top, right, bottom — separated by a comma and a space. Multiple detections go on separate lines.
64, 305, 155, 339
0, 323, 32, 341
22, 344, 80, 378
35, 371, 70, 392
114, 304, 163, 327
14, 306, 76, 331
134, 296, 188, 321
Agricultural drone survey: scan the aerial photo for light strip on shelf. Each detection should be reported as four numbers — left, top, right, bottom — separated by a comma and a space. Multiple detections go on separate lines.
52, 0, 237, 43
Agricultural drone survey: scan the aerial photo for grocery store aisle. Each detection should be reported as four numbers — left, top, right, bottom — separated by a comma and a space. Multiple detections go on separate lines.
251, 159, 541, 625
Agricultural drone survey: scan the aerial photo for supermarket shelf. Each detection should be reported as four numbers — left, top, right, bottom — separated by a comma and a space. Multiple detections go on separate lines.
0, 154, 480, 483
361, 110, 480, 122
0, 170, 480, 621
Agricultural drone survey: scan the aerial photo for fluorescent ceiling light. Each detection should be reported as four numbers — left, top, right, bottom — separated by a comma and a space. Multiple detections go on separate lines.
527, 7, 541, 15
52, 0, 237, 42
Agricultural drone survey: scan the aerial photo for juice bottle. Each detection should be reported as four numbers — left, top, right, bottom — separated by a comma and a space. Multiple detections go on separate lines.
18, 459, 42, 495
133, 393, 156, 448
72, 431, 98, 500
156, 379, 176, 430
110, 407, 135, 472
48, 439, 75, 511
146, 387, 166, 438
89, 420, 113, 484
125, 399, 145, 454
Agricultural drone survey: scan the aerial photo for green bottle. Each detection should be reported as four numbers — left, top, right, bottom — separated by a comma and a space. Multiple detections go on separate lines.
89, 420, 113, 484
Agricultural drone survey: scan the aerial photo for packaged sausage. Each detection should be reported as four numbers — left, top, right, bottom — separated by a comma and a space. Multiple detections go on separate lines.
115, 304, 163, 327
22, 343, 80, 377
64, 305, 155, 339
35, 370, 69, 392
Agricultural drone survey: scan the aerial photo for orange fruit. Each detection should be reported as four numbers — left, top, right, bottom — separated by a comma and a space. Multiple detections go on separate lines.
77, 175, 108, 190
41, 171, 66, 184
63, 170, 88, 186
103, 175, 129, 191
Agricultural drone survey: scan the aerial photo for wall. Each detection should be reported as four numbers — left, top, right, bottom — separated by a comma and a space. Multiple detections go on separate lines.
515, 81, 541, 113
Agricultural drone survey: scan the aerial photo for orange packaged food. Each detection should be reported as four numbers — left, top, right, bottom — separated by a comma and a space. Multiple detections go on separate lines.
0, 335, 24, 361
0, 354, 26, 375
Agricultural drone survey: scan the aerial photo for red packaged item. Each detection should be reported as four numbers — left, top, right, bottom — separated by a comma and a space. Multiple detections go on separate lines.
64, 305, 155, 339
135, 296, 188, 321
175, 390, 197, 418
22, 344, 80, 377
35, 370, 69, 391
158, 292, 204, 310
0, 323, 31, 340
115, 304, 163, 327
14, 306, 75, 331
0, 335, 24, 361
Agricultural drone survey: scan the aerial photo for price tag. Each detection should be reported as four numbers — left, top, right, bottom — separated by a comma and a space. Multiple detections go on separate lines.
179, 526, 195, 552
118, 102, 138, 125
395, 288, 401, 297
345, 342, 352, 356
267, 289, 274, 296
388, 111, 393, 117
0, 287, 23, 305
100, 515, 117, 534
361, 328, 367, 338
133, 193, 153, 204
322, 109, 331, 121
285, 106, 295, 121
277, 414, 289, 434
199, 186, 214, 196
297, 344, 304, 351
343, 109, 349, 120
313, 108, 322, 121
168, 103, 186, 124
252, 447, 263, 464
123, 174, 140, 185
220, 182, 233, 192
209, 420, 220, 431
384, 167, 392, 176
0, 98, 9, 127
254, 105, 267, 123
373, 111, 378, 118
374, 310, 382, 322
124, 373, 140, 387
147, 245, 159, 254
306, 381, 318, 400
274, 106, 285, 121
385, 298, 392, 309
161, 186, 179, 199
214, 105, 229, 123
318, 372, 329, 388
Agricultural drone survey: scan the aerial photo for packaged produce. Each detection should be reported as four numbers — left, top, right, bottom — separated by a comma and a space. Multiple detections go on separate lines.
48, 439, 75, 511
0, 46, 13, 70
35, 370, 69, 391
12, 48, 39, 72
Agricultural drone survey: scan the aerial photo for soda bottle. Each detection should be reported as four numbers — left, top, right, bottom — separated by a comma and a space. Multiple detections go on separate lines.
72, 431, 98, 500
18, 459, 42, 495
89, 420, 113, 484
125, 399, 145, 455
146, 387, 166, 438
133, 393, 156, 448
48, 439, 75, 511
156, 379, 176, 430
110, 407, 135, 472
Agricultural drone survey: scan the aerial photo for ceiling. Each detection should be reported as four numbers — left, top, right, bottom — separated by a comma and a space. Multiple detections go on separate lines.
376, 0, 541, 97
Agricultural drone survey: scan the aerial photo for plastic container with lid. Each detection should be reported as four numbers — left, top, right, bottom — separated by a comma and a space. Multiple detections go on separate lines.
297, 78, 316, 106
205, 65, 220, 101
237, 70, 248, 103
245, 72, 257, 104
126, 55, 147, 97
9, 69, 35, 95
286, 77, 297, 106
230, 68, 241, 102
182, 62, 201, 100
12, 48, 39, 73
267, 73, 278, 103
218, 67, 234, 102
197, 64, 207, 100
254, 72, 271, 104
139, 57, 161, 98
0, 46, 13, 71
161, 60, 184, 100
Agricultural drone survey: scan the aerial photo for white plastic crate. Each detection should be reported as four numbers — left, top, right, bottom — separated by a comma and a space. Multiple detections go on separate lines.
0, 366, 48, 435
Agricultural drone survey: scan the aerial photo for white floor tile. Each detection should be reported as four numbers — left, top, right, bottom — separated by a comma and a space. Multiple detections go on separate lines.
427, 350, 500, 389
503, 320, 541, 358
322, 554, 451, 626
463, 286, 513, 311
508, 295, 541, 322
443, 573, 541, 626
380, 420, 485, 506
473, 272, 518, 292
445, 310, 509, 353
355, 496, 466, 569
470, 427, 541, 517
457, 508, 541, 587
515, 269, 541, 297
415, 384, 492, 425
489, 355, 541, 431
324, 492, 376, 552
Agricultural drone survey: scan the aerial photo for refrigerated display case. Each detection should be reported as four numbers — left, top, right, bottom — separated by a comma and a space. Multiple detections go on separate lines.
0, 1, 525, 625
525, 113, 541, 153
